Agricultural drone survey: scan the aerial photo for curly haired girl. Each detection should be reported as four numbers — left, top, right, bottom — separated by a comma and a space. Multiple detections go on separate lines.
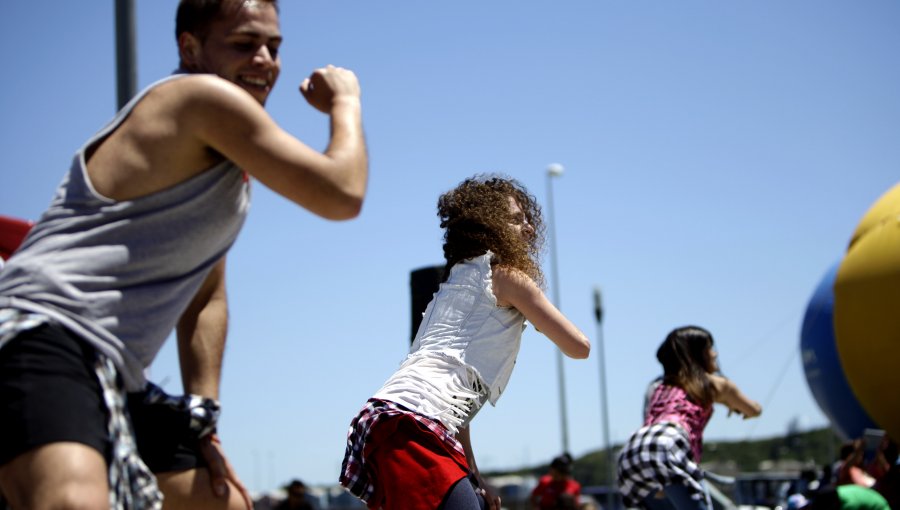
340, 174, 590, 510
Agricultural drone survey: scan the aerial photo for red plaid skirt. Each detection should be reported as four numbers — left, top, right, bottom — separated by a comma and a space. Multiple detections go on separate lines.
341, 399, 470, 510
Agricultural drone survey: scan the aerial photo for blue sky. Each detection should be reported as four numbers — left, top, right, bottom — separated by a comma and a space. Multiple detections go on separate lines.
2, 0, 899, 494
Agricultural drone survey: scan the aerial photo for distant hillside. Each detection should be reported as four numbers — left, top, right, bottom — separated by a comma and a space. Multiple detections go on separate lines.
487, 426, 843, 486
701, 427, 842, 476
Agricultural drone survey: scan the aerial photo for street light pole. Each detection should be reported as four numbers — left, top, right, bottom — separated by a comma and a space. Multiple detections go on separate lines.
114, 0, 137, 109
594, 287, 616, 510
546, 163, 570, 455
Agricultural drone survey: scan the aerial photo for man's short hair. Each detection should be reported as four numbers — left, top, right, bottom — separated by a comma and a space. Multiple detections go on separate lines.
175, 0, 279, 42
287, 479, 305, 490
550, 453, 573, 475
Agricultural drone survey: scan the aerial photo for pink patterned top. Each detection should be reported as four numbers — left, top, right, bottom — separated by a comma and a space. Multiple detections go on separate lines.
644, 383, 714, 462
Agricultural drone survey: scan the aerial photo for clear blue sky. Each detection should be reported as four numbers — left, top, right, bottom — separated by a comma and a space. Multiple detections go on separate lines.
2, 0, 899, 495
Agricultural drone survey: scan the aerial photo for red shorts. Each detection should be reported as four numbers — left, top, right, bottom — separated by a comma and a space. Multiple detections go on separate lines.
365, 413, 470, 510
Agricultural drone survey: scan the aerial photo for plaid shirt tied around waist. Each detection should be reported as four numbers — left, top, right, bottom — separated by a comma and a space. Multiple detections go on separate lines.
0, 309, 162, 510
339, 398, 466, 503
617, 421, 708, 509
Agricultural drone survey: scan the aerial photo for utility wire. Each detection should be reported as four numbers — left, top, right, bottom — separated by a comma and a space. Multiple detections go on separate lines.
745, 347, 799, 439
734, 312, 798, 362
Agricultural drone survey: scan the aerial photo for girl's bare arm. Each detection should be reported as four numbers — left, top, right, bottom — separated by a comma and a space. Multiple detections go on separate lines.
710, 374, 762, 419
492, 266, 590, 359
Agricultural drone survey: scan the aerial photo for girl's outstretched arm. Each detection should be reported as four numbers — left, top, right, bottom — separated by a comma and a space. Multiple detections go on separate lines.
709, 374, 762, 419
492, 266, 590, 359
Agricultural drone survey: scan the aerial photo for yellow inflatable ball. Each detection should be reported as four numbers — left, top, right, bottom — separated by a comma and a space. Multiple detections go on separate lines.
834, 182, 900, 441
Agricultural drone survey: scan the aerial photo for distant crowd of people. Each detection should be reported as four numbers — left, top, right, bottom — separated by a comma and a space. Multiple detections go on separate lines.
783, 433, 898, 510
252, 479, 314, 510
258, 428, 900, 510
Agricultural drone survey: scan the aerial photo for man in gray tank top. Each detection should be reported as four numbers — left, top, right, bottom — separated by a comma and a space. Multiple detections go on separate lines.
0, 1, 368, 508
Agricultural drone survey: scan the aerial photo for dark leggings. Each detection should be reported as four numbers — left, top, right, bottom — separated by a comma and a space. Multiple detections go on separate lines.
438, 476, 486, 510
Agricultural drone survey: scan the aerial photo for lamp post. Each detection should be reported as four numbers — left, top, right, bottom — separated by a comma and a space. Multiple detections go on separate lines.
114, 0, 137, 109
546, 163, 570, 455
594, 287, 616, 510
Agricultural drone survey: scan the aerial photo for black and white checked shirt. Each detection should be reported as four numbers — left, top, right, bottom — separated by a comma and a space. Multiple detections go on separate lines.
616, 421, 708, 509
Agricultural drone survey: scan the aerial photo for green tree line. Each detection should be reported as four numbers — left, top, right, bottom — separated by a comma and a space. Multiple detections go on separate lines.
489, 426, 844, 487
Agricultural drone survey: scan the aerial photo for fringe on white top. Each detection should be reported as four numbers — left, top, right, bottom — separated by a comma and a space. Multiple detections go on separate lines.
372, 352, 488, 434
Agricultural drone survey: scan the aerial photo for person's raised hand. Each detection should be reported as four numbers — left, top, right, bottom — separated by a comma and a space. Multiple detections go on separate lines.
299, 65, 361, 114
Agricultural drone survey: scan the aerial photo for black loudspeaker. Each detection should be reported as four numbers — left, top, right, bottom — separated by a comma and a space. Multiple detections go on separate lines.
409, 264, 445, 343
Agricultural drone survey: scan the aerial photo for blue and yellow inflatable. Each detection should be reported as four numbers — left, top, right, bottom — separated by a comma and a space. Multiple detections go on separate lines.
801, 183, 900, 440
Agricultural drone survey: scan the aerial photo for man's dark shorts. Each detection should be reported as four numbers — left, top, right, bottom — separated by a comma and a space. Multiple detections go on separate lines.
0, 321, 205, 472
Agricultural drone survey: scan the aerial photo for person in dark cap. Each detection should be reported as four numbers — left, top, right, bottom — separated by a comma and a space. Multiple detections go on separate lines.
273, 479, 314, 510
530, 453, 582, 510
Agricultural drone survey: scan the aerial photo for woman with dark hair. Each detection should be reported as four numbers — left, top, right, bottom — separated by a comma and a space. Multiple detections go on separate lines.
617, 326, 762, 510
339, 175, 590, 510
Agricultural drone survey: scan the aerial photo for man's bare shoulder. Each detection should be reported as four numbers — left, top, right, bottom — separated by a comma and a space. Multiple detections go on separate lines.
86, 74, 264, 199
132, 73, 270, 152
146, 74, 253, 112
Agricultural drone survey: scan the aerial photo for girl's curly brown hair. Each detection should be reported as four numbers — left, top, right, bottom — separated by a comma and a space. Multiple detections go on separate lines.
437, 175, 545, 286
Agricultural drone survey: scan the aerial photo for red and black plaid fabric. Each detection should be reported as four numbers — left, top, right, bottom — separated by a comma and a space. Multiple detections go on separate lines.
339, 398, 467, 505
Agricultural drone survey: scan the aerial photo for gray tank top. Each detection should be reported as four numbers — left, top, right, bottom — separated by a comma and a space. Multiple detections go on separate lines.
0, 74, 251, 390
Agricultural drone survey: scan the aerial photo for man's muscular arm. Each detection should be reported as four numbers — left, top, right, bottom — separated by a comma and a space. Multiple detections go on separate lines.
185, 67, 368, 220
177, 258, 227, 399
86, 66, 367, 221
176, 258, 252, 508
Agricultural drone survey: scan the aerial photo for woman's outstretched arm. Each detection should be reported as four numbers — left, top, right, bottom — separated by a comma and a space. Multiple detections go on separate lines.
710, 373, 762, 419
492, 266, 590, 359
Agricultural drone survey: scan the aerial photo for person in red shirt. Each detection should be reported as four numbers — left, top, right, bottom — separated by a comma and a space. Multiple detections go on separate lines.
531, 453, 582, 510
